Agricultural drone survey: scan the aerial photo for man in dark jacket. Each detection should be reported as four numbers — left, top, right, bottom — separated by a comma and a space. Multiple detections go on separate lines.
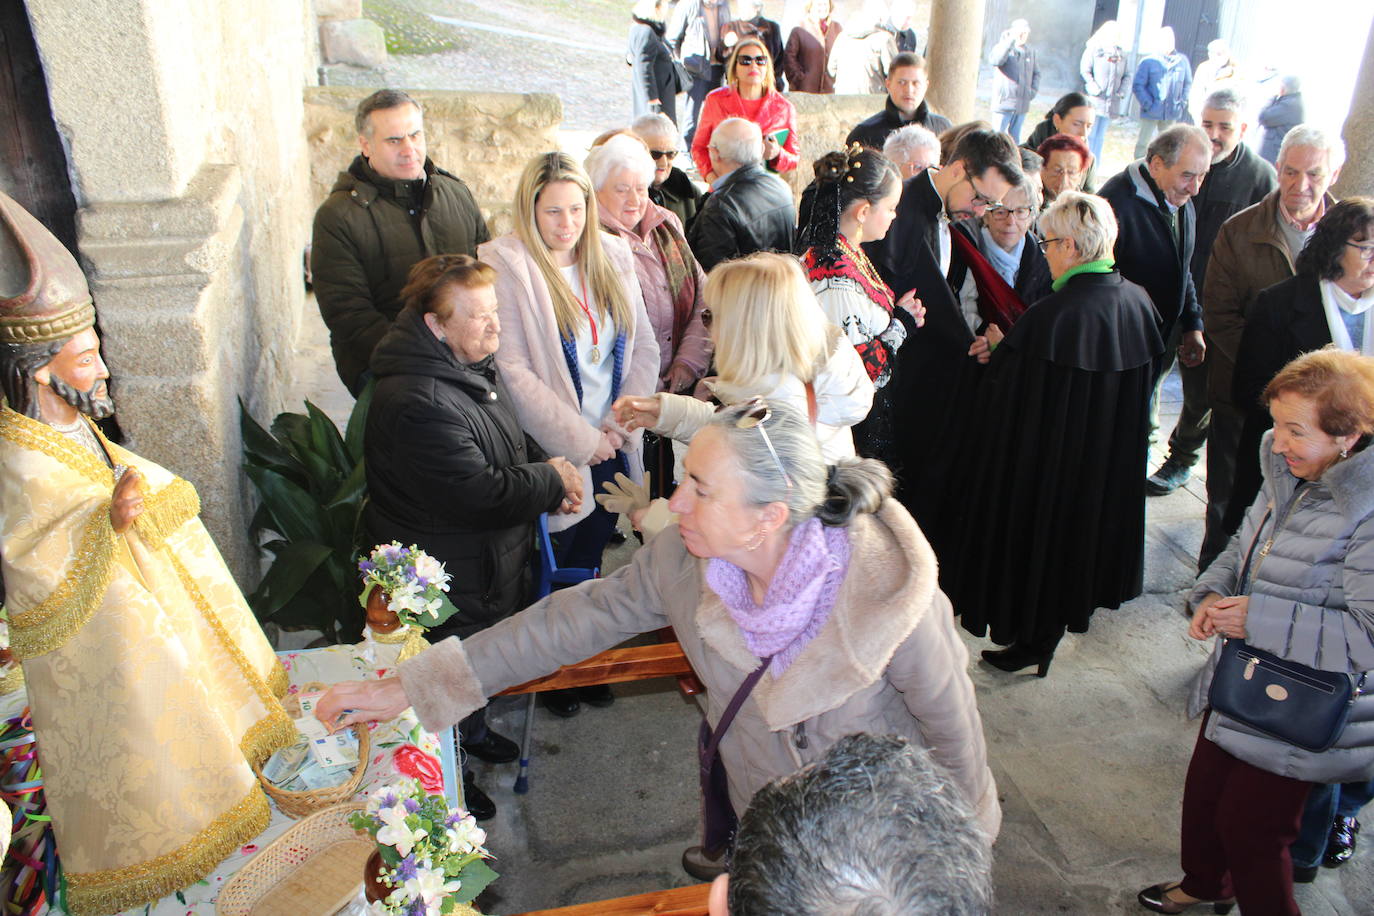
1131, 27, 1192, 158
988, 19, 1039, 142
688, 118, 794, 271
312, 90, 490, 397
1187, 88, 1276, 565
845, 53, 951, 152
1258, 75, 1304, 164
864, 128, 1022, 530
365, 255, 581, 819
1099, 125, 1211, 493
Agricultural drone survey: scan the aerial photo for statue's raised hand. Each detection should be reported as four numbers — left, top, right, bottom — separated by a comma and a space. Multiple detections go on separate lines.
110, 467, 145, 533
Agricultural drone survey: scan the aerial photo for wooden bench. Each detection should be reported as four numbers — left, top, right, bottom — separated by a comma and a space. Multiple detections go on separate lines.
495, 641, 698, 696
512, 882, 712, 916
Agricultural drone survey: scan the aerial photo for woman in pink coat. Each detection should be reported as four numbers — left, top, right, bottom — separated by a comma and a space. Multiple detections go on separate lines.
691, 36, 799, 182
477, 152, 659, 572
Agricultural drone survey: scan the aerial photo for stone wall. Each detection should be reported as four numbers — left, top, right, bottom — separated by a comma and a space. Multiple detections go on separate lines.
305, 88, 563, 238
783, 93, 892, 196
27, 0, 315, 584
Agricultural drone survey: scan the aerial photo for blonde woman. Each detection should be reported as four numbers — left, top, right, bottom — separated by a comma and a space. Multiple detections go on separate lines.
613, 252, 873, 463
478, 152, 659, 576
691, 37, 799, 181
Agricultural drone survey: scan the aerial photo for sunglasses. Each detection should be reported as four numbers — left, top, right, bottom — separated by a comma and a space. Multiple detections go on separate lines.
720, 397, 792, 490
649, 149, 678, 161
736, 55, 768, 67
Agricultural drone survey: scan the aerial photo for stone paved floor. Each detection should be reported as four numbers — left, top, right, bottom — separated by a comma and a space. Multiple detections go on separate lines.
287, 300, 1373, 913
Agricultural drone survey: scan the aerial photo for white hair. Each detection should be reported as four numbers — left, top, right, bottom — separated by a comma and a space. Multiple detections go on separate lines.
630, 112, 679, 145
1038, 191, 1118, 263
1278, 124, 1346, 174
712, 118, 764, 167
883, 124, 940, 168
585, 134, 656, 190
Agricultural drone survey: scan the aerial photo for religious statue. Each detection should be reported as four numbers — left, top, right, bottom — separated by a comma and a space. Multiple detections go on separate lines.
0, 192, 294, 916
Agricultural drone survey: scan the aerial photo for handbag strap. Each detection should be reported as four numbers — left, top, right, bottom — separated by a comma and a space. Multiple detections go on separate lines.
803, 381, 818, 427
704, 655, 773, 763
1237, 483, 1309, 595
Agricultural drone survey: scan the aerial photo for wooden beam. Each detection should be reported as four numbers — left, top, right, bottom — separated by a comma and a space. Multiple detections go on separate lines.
511, 882, 712, 916
494, 643, 696, 696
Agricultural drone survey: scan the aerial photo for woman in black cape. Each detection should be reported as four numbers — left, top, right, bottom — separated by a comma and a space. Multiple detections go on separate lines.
937, 191, 1164, 676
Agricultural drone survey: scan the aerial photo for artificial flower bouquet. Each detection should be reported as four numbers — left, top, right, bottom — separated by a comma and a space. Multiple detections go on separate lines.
358, 542, 459, 630
350, 779, 497, 915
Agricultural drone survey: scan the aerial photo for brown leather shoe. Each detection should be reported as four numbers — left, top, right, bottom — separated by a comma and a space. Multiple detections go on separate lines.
1136, 882, 1235, 914
681, 845, 728, 881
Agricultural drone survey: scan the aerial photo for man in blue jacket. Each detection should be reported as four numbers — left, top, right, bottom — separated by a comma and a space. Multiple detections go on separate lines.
1100, 125, 1212, 493
1132, 27, 1192, 158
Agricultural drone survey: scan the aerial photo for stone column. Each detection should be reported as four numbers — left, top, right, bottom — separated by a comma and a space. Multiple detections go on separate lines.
926, 0, 987, 124
1334, 16, 1374, 199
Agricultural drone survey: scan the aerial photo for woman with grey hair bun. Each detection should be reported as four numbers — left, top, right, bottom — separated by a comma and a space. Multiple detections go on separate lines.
317, 400, 1001, 882
937, 191, 1165, 677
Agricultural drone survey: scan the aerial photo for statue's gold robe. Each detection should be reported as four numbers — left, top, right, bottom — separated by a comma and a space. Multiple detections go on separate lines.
0, 408, 293, 916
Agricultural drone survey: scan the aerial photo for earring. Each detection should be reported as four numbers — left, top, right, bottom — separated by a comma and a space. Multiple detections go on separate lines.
744, 528, 765, 551
1341, 448, 1350, 459
853, 224, 864, 244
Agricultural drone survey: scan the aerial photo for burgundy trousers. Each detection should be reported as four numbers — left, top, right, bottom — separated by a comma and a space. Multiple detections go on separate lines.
1178, 719, 1312, 916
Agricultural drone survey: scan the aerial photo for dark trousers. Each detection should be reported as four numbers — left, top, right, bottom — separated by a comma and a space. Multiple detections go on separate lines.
1179, 721, 1311, 915
1291, 777, 1374, 868
683, 65, 724, 148
549, 459, 622, 571
1148, 327, 1211, 467
1199, 402, 1244, 572
458, 707, 488, 780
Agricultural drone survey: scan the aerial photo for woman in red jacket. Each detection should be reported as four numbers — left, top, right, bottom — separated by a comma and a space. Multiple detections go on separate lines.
691, 36, 798, 183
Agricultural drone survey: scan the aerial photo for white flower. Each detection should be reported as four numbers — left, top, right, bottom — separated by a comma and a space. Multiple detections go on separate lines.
367, 901, 391, 916
414, 553, 450, 591
405, 861, 461, 905
446, 815, 487, 855
375, 804, 427, 858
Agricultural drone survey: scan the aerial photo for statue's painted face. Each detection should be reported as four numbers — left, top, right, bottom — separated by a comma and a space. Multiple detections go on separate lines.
36, 328, 115, 418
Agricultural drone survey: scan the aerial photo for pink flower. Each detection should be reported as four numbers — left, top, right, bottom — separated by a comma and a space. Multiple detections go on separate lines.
392, 744, 444, 793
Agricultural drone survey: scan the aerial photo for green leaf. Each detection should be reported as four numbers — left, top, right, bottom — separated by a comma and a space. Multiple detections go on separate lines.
239, 397, 306, 483
327, 459, 368, 512
248, 542, 333, 619
345, 378, 377, 464
271, 411, 313, 464
244, 465, 326, 543
453, 860, 498, 904
307, 400, 353, 476
379, 844, 401, 868
414, 592, 459, 629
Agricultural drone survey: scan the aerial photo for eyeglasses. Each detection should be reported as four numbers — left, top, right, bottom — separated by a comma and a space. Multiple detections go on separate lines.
1036, 237, 1063, 251
723, 398, 792, 490
736, 55, 768, 67
966, 176, 1000, 208
701, 307, 712, 329
1046, 166, 1082, 178
987, 205, 1035, 221
649, 149, 678, 161
1347, 241, 1374, 262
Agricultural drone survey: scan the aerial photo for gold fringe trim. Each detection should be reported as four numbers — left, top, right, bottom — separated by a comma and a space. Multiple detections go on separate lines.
268, 659, 290, 699
370, 626, 410, 645
65, 783, 272, 916
168, 555, 294, 768
397, 630, 429, 663
0, 408, 112, 486
132, 477, 200, 550
0, 663, 23, 695
8, 508, 115, 660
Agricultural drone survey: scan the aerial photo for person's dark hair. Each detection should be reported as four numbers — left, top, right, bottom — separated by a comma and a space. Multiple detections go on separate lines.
948, 128, 1023, 186
706, 401, 892, 528
399, 254, 497, 320
1019, 147, 1043, 176
1295, 197, 1374, 282
355, 89, 421, 136
889, 51, 926, 73
0, 338, 64, 419
937, 120, 992, 165
728, 734, 994, 916
1036, 132, 1091, 171
796, 147, 901, 258
1048, 91, 1091, 119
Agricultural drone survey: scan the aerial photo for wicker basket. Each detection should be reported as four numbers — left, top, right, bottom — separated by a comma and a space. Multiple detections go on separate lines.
215, 802, 370, 916
253, 682, 371, 819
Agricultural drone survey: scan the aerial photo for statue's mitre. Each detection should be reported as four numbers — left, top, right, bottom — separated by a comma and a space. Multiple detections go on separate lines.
0, 191, 94, 345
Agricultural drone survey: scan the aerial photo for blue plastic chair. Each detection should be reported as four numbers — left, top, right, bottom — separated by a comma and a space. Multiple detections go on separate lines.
512, 513, 598, 793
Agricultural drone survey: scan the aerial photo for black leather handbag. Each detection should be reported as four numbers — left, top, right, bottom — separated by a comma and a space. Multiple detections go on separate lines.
1207, 484, 1368, 752
1209, 638, 1365, 752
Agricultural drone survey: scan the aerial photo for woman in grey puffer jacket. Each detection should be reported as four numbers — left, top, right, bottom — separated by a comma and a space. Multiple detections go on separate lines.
1137, 348, 1374, 916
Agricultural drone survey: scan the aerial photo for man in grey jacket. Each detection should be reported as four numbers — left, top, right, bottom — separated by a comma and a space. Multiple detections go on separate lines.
988, 19, 1039, 143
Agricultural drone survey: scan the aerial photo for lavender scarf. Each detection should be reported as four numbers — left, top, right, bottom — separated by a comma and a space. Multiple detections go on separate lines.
705, 518, 852, 674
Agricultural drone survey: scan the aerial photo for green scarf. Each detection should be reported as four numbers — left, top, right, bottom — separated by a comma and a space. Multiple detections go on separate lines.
1051, 257, 1115, 292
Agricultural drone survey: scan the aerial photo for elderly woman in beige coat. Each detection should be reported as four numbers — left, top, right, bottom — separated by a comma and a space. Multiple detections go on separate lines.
318, 401, 1000, 881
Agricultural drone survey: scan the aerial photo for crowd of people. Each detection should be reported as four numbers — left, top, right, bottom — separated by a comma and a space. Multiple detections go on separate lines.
300, 35, 1374, 905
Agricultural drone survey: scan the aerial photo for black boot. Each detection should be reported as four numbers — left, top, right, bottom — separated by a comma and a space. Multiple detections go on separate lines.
576, 684, 615, 708
981, 643, 1053, 678
1324, 816, 1360, 867
540, 688, 581, 718
462, 772, 496, 821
